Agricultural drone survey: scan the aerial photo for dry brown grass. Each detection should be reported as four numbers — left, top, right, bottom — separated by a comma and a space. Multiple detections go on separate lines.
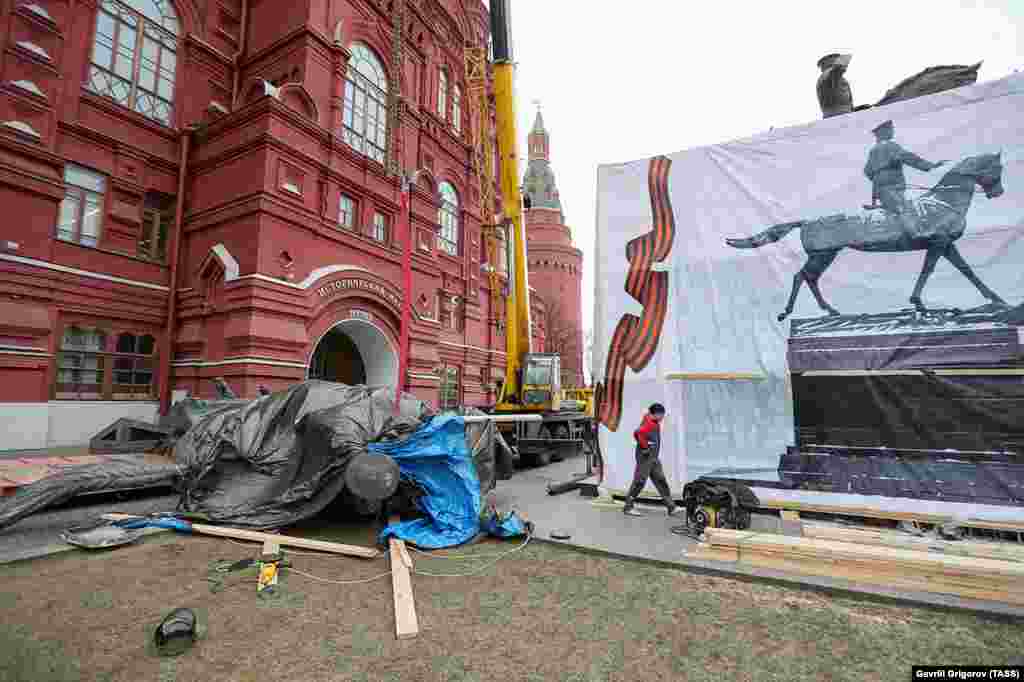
1, 529, 1022, 682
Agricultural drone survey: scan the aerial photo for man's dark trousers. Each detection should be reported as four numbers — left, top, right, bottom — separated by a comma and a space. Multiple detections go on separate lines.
623, 446, 675, 511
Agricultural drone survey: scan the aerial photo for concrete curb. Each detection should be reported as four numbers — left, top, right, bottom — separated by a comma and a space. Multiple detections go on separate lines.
531, 535, 1024, 622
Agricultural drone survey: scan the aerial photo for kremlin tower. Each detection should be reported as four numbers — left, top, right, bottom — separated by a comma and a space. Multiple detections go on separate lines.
523, 108, 585, 387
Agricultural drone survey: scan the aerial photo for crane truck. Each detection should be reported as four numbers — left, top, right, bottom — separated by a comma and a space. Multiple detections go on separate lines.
479, 0, 597, 469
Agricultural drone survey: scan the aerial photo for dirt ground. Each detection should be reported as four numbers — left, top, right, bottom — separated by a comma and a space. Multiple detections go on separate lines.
1, 524, 1022, 682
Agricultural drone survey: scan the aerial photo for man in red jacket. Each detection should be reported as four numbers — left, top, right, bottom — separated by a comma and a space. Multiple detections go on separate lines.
623, 403, 679, 517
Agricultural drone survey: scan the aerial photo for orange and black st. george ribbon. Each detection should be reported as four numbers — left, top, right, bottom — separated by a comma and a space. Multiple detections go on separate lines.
597, 156, 675, 432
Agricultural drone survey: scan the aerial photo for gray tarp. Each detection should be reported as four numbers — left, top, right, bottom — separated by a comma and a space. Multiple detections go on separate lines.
0, 381, 504, 532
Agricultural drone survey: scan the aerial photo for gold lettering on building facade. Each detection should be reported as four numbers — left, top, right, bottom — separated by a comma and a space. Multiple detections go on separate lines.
316, 278, 401, 309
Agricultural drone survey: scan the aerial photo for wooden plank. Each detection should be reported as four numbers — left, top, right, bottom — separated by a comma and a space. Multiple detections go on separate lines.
192, 523, 383, 559
101, 513, 380, 559
802, 524, 1024, 563
387, 515, 418, 640
699, 528, 1024, 604
705, 528, 1024, 577
756, 497, 951, 523
664, 372, 766, 381
390, 538, 418, 639
753, 496, 1024, 534
747, 549, 1022, 605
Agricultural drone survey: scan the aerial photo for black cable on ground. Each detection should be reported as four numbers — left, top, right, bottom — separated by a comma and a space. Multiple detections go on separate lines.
670, 522, 703, 540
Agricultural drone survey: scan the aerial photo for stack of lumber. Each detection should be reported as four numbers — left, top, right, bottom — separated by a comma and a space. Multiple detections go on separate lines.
753, 492, 1024, 534
802, 524, 1024, 563
691, 527, 1024, 605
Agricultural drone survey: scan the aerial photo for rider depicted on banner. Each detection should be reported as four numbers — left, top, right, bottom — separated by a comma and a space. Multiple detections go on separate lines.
863, 120, 948, 231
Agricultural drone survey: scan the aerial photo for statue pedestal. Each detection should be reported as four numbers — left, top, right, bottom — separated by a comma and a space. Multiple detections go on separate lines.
776, 310, 1024, 506
786, 308, 1022, 372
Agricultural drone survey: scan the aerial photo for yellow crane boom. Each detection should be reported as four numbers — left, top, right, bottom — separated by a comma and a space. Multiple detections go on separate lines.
489, 0, 533, 403
462, 0, 596, 472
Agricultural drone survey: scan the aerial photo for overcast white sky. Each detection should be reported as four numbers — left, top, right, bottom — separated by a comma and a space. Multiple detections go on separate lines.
491, 0, 1023, 368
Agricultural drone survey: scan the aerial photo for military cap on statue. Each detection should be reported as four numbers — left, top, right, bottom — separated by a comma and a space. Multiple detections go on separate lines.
818, 53, 842, 69
872, 119, 894, 135
818, 53, 852, 70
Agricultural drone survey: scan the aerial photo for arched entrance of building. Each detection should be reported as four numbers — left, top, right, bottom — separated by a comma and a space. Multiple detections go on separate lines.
307, 319, 398, 388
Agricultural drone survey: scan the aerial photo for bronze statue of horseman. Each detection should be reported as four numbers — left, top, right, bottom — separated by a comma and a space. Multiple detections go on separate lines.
726, 148, 1006, 322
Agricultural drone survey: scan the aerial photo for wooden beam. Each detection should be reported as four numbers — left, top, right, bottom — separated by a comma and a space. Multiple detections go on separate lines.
751, 498, 1024, 534
388, 516, 419, 640
693, 527, 1024, 605
664, 372, 766, 381
102, 513, 380, 559
802, 524, 1024, 563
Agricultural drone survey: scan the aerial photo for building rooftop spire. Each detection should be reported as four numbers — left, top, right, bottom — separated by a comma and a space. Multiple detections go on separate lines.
532, 107, 545, 134
523, 102, 560, 212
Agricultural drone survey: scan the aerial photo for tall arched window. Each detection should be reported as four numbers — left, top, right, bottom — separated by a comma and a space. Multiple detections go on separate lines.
343, 43, 388, 165
437, 182, 459, 256
87, 0, 179, 126
452, 84, 462, 133
437, 70, 448, 119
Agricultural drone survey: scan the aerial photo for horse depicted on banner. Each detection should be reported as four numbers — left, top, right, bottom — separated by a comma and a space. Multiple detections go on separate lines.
726, 153, 1007, 321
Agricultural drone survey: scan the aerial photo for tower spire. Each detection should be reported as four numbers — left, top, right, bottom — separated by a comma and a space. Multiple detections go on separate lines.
531, 99, 545, 135
524, 102, 560, 211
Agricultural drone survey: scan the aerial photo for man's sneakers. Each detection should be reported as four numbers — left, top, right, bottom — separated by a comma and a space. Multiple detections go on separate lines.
624, 504, 681, 517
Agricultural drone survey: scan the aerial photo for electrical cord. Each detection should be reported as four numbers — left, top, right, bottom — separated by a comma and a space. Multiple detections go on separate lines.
288, 567, 393, 585
411, 532, 532, 578
407, 543, 520, 560
670, 517, 705, 540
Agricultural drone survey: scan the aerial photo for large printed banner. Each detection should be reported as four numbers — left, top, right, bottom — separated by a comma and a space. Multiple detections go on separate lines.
594, 73, 1024, 496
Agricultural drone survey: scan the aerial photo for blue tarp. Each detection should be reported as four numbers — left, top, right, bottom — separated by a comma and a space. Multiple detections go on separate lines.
375, 415, 482, 549
374, 415, 527, 549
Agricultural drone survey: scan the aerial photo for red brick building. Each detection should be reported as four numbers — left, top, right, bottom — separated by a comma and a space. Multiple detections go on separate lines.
523, 109, 584, 387
0, 0, 553, 450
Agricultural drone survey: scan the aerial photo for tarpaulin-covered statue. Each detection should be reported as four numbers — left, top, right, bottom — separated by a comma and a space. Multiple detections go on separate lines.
0, 382, 519, 548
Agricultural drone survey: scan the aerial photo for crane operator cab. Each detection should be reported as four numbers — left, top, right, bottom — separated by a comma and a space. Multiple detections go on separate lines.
520, 353, 562, 411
